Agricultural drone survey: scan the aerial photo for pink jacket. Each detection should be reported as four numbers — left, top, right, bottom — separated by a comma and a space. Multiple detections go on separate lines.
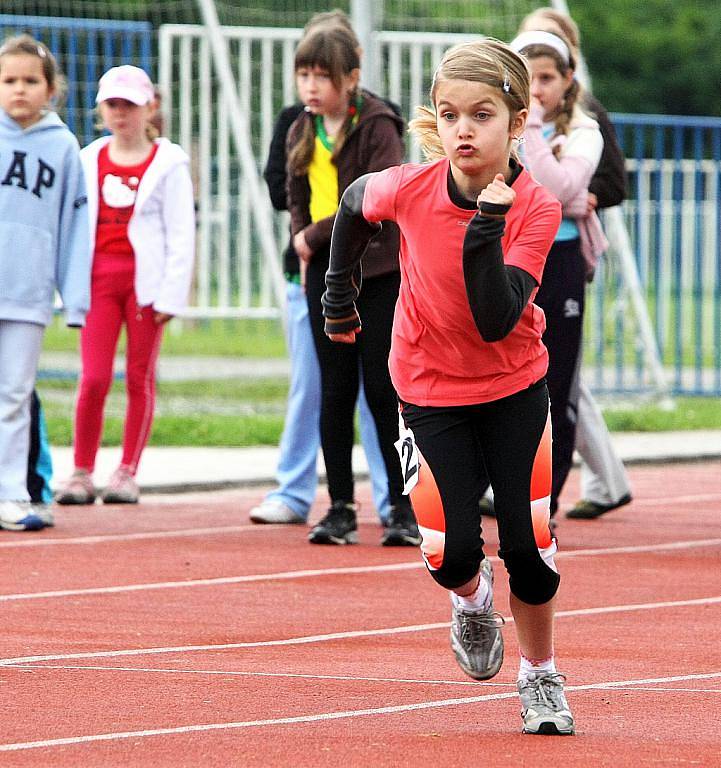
524, 103, 608, 277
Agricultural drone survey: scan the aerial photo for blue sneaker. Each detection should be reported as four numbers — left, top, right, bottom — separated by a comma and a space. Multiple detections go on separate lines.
0, 501, 53, 531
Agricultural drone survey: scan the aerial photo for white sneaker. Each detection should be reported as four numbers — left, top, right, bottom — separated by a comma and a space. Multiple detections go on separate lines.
0, 501, 52, 531
249, 498, 305, 525
518, 672, 575, 735
449, 558, 505, 680
101, 467, 139, 504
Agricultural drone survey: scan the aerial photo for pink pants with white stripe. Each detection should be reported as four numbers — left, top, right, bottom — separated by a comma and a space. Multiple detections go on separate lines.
73, 264, 163, 475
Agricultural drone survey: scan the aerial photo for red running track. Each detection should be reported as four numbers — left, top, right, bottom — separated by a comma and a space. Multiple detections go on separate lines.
1, 461, 720, 767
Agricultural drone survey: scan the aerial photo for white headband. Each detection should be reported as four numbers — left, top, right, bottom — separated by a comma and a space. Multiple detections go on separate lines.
509, 30, 570, 64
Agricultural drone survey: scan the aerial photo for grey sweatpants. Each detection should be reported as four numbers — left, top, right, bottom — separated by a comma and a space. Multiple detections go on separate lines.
0, 320, 45, 501
575, 379, 631, 505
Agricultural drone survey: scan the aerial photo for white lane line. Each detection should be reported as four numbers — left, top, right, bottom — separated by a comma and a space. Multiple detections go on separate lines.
0, 525, 261, 549
0, 562, 424, 602
1, 594, 719, 667
1, 538, 720, 603
3, 664, 501, 687
632, 492, 721, 506
0, 671, 719, 752
556, 538, 721, 558
604, 687, 721, 694
10, 665, 721, 695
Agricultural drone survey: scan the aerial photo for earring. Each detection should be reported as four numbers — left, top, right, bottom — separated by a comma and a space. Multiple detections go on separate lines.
513, 135, 526, 144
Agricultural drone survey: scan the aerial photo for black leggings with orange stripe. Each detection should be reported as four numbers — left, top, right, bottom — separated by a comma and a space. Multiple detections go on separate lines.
400, 379, 560, 606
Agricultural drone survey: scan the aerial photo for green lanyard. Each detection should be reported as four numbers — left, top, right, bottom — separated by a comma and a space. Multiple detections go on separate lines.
314, 93, 363, 151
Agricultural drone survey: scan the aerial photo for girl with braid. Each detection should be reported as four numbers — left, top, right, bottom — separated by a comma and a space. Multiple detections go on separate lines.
286, 24, 418, 546
517, 8, 633, 521
509, 30, 605, 523
322, 39, 575, 734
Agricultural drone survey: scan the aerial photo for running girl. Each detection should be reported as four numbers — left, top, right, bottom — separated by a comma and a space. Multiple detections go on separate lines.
0, 34, 90, 531
322, 39, 575, 734
55, 65, 195, 506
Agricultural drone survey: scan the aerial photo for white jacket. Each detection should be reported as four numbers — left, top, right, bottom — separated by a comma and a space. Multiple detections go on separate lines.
81, 136, 196, 316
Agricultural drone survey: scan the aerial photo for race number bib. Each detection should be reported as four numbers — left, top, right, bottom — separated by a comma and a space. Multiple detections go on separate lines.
394, 410, 420, 495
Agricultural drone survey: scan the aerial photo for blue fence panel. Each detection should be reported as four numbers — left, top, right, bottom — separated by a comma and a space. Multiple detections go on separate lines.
0, 15, 153, 146
595, 113, 721, 396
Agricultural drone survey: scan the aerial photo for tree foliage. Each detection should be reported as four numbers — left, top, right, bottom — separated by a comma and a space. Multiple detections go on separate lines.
571, 0, 721, 115
2, 0, 721, 115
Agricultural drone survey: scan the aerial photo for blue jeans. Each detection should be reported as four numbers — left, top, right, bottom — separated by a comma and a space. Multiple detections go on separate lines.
266, 281, 390, 521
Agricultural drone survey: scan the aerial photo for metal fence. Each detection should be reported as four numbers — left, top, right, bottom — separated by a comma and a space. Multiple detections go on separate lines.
0, 14, 153, 145
592, 114, 721, 395
3, 14, 720, 396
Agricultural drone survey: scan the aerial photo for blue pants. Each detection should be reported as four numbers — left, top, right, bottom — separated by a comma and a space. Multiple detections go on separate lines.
266, 281, 389, 521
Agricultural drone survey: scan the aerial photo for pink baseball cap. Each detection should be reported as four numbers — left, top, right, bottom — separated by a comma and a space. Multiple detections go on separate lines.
96, 65, 155, 105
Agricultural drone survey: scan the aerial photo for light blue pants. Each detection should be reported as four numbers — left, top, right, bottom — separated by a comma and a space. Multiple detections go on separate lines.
266, 281, 390, 521
0, 320, 45, 501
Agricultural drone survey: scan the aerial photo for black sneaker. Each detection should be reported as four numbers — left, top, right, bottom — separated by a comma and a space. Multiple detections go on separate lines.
381, 502, 421, 546
566, 493, 632, 520
478, 496, 496, 518
308, 501, 358, 545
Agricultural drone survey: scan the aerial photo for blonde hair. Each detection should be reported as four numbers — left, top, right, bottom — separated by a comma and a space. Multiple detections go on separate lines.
288, 25, 361, 176
0, 33, 65, 102
303, 9, 359, 48
515, 32, 581, 151
409, 38, 530, 161
519, 8, 580, 53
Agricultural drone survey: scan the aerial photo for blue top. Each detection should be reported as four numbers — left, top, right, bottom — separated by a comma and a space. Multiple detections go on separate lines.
541, 123, 579, 242
0, 109, 90, 326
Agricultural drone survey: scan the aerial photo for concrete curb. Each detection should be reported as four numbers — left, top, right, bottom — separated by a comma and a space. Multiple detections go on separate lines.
49, 432, 721, 496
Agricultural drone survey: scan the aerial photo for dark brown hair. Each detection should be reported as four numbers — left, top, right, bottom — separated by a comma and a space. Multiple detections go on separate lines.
288, 25, 361, 175
517, 35, 580, 150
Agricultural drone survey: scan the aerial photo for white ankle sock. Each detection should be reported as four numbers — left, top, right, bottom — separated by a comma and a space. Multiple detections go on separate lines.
518, 653, 557, 681
452, 575, 491, 612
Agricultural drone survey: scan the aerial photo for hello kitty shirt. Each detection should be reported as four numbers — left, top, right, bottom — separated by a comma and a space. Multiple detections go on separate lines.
94, 143, 158, 262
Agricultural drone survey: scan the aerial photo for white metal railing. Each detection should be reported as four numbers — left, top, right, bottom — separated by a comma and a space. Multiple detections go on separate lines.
158, 25, 473, 318
158, 23, 721, 395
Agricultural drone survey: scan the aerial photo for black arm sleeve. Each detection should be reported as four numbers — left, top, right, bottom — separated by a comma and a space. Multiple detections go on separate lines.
462, 211, 538, 342
263, 104, 303, 211
584, 95, 627, 209
322, 175, 381, 335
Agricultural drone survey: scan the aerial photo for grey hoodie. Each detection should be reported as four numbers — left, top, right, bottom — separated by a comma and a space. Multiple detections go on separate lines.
0, 109, 90, 326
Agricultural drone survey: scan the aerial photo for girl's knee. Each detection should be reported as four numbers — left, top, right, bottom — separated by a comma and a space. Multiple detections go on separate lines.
504, 548, 560, 605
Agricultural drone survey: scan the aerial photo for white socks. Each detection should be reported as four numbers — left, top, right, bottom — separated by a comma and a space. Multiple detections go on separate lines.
452, 575, 491, 613
518, 653, 557, 682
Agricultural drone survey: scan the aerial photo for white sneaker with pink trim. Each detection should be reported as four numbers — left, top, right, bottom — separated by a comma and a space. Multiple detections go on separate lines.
101, 467, 140, 504
54, 469, 96, 505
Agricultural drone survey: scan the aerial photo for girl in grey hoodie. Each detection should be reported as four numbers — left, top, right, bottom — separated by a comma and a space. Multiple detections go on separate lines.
0, 35, 90, 531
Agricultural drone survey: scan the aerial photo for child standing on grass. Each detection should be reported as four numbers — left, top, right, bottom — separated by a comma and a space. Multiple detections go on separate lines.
55, 65, 195, 506
286, 24, 418, 546
0, 35, 90, 532
322, 39, 575, 734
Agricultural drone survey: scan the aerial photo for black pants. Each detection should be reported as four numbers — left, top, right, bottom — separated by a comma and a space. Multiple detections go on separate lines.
400, 380, 559, 605
534, 238, 586, 515
27, 390, 50, 503
306, 251, 404, 507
